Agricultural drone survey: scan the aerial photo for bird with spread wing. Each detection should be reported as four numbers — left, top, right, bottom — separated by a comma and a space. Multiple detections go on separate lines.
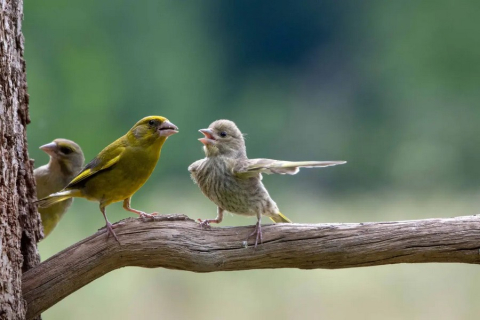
189, 119, 346, 248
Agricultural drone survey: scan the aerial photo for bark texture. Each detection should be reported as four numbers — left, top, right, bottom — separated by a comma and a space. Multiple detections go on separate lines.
23, 214, 480, 319
0, 0, 41, 319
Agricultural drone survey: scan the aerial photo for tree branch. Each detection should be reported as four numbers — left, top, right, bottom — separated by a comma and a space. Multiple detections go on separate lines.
23, 214, 480, 318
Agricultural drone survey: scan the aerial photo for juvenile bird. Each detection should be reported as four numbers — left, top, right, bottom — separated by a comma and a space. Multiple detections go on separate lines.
189, 119, 346, 248
34, 139, 85, 239
37, 116, 178, 242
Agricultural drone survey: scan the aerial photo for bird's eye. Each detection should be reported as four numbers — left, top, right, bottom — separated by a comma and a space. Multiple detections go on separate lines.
60, 146, 72, 155
148, 120, 155, 126
220, 131, 227, 137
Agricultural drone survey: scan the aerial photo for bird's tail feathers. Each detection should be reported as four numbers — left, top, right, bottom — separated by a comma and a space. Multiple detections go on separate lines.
36, 190, 80, 208
270, 212, 292, 223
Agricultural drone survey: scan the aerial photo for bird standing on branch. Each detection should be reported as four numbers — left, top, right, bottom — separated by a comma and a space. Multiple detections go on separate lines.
189, 119, 346, 247
34, 139, 85, 238
37, 116, 178, 242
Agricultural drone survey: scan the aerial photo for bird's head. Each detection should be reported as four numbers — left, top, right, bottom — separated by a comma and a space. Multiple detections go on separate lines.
198, 119, 246, 158
40, 139, 85, 174
129, 116, 179, 146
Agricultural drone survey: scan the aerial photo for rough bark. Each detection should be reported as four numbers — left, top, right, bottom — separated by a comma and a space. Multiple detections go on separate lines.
0, 0, 41, 319
23, 214, 480, 319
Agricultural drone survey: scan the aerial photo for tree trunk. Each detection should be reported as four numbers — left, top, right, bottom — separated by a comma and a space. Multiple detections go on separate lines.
0, 0, 42, 319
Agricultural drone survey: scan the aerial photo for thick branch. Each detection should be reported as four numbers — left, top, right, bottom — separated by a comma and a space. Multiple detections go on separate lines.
23, 214, 480, 318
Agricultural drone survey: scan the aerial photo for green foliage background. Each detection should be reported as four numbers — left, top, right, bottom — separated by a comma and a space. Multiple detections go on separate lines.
24, 1, 480, 319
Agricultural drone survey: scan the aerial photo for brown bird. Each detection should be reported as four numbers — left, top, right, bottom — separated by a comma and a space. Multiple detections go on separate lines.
37, 116, 178, 242
34, 139, 85, 238
189, 119, 346, 247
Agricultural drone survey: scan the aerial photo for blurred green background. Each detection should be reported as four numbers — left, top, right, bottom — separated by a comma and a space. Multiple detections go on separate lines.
24, 0, 480, 319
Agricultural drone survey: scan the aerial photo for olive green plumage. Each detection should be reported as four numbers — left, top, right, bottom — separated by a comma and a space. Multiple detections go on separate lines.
189, 119, 346, 247
34, 139, 85, 239
36, 116, 178, 242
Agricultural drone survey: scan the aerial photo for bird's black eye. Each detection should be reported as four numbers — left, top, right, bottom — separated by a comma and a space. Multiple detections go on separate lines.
148, 120, 155, 126
60, 146, 72, 155
220, 131, 227, 137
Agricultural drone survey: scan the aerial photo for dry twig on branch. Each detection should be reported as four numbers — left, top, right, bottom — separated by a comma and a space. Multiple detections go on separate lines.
23, 214, 480, 319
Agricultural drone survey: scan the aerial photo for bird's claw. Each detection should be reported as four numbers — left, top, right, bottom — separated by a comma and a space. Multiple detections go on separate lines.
139, 211, 157, 220
197, 218, 211, 229
246, 222, 263, 248
105, 221, 120, 244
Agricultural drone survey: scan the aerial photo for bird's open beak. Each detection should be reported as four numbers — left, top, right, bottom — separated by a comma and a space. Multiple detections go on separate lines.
199, 128, 216, 146
39, 142, 57, 157
158, 121, 179, 137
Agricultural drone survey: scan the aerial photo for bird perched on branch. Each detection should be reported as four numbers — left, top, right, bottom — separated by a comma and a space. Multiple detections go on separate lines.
36, 116, 178, 242
34, 139, 85, 239
189, 119, 346, 248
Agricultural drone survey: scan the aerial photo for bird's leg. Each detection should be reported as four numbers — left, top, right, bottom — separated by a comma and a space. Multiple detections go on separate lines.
100, 205, 120, 243
247, 214, 263, 248
123, 197, 157, 219
198, 207, 224, 228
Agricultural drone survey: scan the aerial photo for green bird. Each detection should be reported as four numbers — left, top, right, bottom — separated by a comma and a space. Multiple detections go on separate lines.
34, 139, 85, 239
36, 116, 178, 242
189, 119, 346, 248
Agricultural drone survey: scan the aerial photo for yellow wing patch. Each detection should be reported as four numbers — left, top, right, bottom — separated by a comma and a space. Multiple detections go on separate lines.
67, 153, 122, 187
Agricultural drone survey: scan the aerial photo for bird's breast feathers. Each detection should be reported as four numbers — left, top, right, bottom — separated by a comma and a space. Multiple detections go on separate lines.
192, 157, 275, 216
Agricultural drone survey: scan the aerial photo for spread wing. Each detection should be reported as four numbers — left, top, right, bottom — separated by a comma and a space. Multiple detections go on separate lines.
66, 145, 125, 188
233, 159, 346, 178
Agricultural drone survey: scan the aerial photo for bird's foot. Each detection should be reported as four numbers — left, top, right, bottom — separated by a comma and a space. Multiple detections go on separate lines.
197, 218, 210, 228
105, 221, 120, 244
246, 221, 263, 248
197, 218, 213, 229
139, 211, 158, 220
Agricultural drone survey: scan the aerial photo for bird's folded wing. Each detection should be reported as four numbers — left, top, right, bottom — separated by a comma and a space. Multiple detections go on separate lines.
234, 159, 346, 178
66, 147, 124, 187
